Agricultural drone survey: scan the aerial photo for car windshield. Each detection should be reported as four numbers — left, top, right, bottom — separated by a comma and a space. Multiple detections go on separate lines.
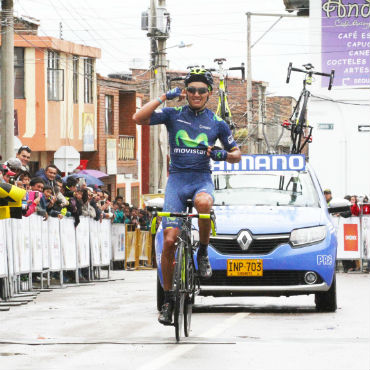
213, 171, 320, 207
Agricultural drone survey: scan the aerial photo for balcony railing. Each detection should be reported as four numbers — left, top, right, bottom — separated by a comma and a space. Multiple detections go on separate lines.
118, 135, 135, 160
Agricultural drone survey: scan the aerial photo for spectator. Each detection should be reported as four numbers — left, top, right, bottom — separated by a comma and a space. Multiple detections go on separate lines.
18, 171, 31, 190
63, 177, 81, 227
54, 183, 68, 209
350, 195, 360, 216
16, 146, 32, 171
112, 201, 124, 223
323, 189, 332, 205
43, 184, 66, 219
0, 164, 16, 184
138, 209, 150, 230
361, 196, 370, 215
115, 195, 124, 208
123, 207, 132, 225
131, 207, 140, 229
88, 187, 102, 222
21, 188, 41, 218
5, 158, 23, 179
81, 187, 96, 219
39, 164, 59, 193
29, 177, 47, 219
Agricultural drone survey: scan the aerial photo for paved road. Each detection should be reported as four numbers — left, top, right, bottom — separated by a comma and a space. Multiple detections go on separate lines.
0, 270, 369, 370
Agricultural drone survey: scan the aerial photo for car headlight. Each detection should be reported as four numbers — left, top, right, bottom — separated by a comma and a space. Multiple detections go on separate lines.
290, 226, 327, 247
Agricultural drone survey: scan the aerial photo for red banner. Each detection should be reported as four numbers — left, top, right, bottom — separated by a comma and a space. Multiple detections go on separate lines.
343, 224, 358, 252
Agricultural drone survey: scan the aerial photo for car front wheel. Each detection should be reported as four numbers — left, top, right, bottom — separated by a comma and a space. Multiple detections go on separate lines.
315, 274, 337, 312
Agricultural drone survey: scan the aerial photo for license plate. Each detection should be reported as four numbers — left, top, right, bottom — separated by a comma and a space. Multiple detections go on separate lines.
227, 259, 263, 277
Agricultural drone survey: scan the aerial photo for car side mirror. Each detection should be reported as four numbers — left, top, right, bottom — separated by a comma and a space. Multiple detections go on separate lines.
328, 198, 351, 214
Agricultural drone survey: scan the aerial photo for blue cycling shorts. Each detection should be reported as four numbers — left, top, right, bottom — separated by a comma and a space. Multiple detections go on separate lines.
162, 171, 214, 229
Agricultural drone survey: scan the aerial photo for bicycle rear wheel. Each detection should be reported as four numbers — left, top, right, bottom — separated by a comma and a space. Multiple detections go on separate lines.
173, 242, 185, 342
184, 247, 195, 337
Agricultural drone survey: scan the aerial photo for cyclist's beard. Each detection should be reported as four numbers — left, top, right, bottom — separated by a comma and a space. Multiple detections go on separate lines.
186, 95, 209, 112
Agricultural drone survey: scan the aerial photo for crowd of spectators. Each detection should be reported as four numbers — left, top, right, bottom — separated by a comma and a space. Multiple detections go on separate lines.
0, 145, 151, 230
324, 189, 370, 273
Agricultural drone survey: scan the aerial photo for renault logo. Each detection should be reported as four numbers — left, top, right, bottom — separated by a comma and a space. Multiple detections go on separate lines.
237, 230, 253, 251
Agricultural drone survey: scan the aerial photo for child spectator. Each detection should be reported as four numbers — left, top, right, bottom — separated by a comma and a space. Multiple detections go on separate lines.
43, 184, 63, 219
29, 177, 47, 219
19, 171, 31, 190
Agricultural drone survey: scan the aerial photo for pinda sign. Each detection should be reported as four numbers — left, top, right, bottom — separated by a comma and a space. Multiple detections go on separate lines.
322, 0, 370, 87
343, 223, 359, 251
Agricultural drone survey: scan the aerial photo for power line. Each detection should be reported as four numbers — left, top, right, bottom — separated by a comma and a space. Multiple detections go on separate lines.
311, 94, 370, 106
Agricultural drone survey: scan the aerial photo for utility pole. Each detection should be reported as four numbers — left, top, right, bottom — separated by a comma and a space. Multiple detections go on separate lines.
148, 0, 159, 194
0, 0, 14, 161
148, 0, 169, 193
246, 12, 254, 154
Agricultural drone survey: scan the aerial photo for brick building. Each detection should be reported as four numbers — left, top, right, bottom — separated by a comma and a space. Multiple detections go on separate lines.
265, 96, 297, 153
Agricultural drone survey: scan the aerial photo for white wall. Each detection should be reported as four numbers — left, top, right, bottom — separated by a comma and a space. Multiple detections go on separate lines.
309, 0, 370, 198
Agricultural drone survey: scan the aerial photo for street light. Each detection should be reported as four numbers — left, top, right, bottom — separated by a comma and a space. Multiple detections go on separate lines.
159, 41, 193, 52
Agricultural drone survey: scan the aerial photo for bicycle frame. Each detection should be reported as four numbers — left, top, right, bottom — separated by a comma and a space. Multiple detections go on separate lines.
211, 58, 245, 130
283, 63, 335, 154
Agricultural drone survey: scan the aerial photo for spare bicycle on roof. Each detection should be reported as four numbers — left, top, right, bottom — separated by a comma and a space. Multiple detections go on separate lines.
263, 63, 335, 155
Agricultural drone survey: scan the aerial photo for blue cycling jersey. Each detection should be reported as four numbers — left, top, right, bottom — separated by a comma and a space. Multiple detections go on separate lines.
150, 105, 238, 173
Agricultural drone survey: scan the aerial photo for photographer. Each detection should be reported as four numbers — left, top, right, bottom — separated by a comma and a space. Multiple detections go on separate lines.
0, 164, 16, 184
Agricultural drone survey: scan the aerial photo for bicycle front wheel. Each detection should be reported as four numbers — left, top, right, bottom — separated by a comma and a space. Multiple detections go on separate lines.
173, 242, 185, 342
184, 246, 195, 337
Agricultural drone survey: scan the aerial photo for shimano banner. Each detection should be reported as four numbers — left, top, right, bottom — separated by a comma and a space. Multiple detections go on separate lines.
212, 155, 306, 172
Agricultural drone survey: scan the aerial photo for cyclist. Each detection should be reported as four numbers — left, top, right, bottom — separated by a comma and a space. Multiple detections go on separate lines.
133, 68, 241, 325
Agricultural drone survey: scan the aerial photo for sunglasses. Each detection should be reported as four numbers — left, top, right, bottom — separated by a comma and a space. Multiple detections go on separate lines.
186, 87, 209, 95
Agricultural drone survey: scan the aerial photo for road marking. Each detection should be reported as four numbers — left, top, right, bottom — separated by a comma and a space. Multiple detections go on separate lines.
137, 312, 249, 370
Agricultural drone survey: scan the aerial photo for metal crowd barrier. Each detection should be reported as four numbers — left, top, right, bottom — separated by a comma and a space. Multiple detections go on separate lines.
330, 214, 369, 270
0, 216, 153, 302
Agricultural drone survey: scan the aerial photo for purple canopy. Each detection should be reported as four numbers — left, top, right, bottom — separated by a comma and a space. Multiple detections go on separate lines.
79, 169, 108, 178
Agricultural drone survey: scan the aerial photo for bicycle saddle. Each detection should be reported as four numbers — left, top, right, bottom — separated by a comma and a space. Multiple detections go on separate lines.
303, 63, 314, 70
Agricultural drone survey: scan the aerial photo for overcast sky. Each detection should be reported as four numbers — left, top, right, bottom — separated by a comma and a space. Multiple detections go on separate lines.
15, 0, 310, 96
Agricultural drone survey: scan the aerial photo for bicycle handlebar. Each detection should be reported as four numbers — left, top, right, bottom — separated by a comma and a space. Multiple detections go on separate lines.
228, 64, 245, 81
286, 62, 335, 90
151, 211, 216, 236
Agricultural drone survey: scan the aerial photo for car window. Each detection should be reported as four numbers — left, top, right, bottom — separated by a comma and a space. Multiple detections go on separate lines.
213, 171, 320, 207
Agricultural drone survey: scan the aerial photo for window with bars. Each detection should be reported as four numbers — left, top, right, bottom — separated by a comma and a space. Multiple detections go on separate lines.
47, 50, 64, 101
105, 95, 113, 134
73, 56, 79, 104
0, 47, 25, 99
84, 58, 93, 103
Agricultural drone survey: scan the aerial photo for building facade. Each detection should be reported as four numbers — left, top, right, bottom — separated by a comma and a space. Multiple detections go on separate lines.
0, 16, 100, 173
309, 0, 370, 197
82, 75, 144, 204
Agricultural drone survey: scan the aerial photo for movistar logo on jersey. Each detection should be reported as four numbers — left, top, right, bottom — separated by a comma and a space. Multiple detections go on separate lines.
212, 154, 306, 172
175, 130, 209, 147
